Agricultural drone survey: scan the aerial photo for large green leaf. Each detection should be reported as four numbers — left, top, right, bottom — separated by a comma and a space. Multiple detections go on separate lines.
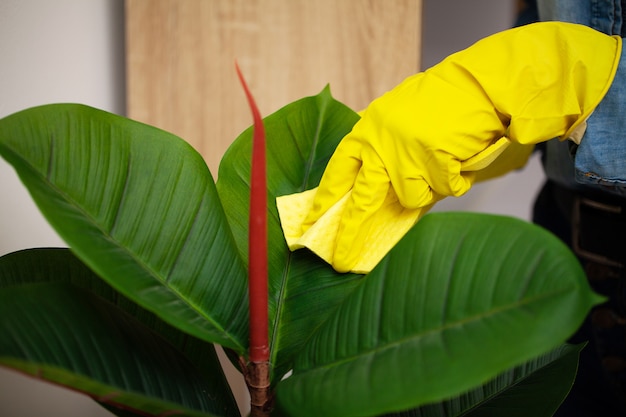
385, 343, 583, 417
276, 212, 603, 417
0, 248, 239, 416
0, 105, 248, 351
217, 86, 363, 379
0, 282, 239, 417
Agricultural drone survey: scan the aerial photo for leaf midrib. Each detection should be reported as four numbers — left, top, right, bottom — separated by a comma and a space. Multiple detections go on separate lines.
296, 285, 577, 373
8, 144, 244, 351
269, 94, 331, 370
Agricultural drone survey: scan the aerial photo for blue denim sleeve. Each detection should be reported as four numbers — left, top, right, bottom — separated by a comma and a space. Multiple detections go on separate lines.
538, 0, 625, 36
536, 0, 626, 196
575, 52, 626, 195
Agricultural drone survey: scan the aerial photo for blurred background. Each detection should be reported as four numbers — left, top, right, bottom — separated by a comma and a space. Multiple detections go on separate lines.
0, 1, 538, 415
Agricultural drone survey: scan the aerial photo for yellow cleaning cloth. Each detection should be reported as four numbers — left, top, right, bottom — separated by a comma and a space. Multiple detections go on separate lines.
277, 137, 534, 274
277, 188, 432, 274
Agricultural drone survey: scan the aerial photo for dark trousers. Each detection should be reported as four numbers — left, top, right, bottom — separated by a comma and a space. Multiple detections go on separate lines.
533, 181, 626, 417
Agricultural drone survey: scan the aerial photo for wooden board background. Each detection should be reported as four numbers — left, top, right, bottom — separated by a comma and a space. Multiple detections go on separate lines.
126, 0, 422, 174
125, 1, 421, 412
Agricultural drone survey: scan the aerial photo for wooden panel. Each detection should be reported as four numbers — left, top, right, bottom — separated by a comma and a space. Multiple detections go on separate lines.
126, 0, 422, 174
126, 1, 421, 413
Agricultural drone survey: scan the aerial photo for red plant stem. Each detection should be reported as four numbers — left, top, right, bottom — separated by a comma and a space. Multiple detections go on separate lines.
236, 63, 270, 364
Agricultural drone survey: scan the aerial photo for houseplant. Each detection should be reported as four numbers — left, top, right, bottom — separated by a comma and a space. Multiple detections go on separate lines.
0, 83, 601, 416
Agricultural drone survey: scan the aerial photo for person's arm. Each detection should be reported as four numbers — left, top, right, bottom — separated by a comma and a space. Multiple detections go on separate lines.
284, 21, 621, 273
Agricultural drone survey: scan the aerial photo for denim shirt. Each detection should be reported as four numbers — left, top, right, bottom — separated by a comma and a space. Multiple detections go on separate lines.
536, 0, 626, 196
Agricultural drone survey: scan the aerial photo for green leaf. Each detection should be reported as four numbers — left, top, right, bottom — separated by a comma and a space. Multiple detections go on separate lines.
461, 344, 582, 417
0, 282, 239, 417
385, 344, 583, 417
0, 104, 248, 351
0, 248, 239, 416
217, 86, 363, 379
277, 212, 603, 417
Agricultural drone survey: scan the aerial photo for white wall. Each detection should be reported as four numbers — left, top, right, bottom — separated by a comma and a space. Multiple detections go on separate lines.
0, 1, 542, 416
0, 0, 125, 255
0, 1, 125, 416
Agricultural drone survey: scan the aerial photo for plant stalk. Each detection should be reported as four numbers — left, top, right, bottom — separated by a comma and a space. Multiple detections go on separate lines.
236, 63, 272, 416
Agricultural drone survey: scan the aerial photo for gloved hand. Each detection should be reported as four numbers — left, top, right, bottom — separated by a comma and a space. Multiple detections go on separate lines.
299, 21, 621, 273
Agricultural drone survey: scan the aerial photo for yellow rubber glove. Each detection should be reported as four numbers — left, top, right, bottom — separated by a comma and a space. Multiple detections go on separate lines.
286, 21, 621, 273
277, 138, 522, 273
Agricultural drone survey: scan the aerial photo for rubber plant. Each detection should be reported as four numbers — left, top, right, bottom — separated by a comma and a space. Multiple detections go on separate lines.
0, 67, 603, 417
